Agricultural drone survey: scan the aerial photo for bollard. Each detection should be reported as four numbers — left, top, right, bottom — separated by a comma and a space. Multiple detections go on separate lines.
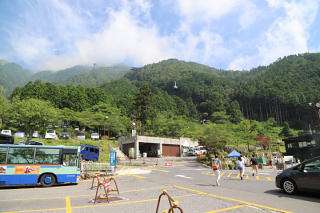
91, 173, 106, 190
94, 176, 120, 204
156, 190, 184, 213
168, 201, 184, 213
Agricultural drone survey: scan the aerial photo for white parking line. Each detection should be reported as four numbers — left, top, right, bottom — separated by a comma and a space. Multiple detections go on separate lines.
176, 175, 192, 179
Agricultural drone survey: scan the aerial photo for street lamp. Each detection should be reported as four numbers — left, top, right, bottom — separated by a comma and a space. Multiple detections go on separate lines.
104, 115, 109, 138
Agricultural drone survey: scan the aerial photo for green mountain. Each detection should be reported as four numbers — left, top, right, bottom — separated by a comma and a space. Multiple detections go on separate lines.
30, 64, 131, 87
0, 61, 131, 97
0, 60, 32, 96
55, 64, 131, 87
123, 54, 320, 128
30, 65, 92, 82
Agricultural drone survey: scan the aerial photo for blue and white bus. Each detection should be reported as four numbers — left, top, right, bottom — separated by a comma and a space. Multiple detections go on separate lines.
0, 144, 80, 187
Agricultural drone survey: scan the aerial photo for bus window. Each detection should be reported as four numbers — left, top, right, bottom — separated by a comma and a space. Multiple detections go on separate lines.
0, 147, 7, 163
63, 154, 77, 167
35, 148, 60, 164
94, 149, 98, 153
90, 148, 94, 152
7, 147, 35, 164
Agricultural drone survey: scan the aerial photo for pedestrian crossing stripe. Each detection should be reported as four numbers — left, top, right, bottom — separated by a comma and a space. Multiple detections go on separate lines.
200, 171, 273, 181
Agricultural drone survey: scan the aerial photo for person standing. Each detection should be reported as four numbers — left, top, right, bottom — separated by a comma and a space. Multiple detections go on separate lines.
212, 154, 222, 186
274, 156, 278, 169
237, 156, 245, 180
250, 154, 258, 176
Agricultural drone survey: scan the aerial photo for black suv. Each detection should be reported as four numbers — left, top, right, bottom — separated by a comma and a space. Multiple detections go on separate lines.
276, 156, 320, 194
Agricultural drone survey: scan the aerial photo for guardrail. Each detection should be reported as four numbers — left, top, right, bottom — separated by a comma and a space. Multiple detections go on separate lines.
81, 162, 108, 171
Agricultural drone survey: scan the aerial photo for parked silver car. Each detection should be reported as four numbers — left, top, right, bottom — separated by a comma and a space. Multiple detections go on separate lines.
76, 132, 85, 140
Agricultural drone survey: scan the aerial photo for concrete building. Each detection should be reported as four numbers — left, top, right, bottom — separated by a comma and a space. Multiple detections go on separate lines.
118, 136, 198, 158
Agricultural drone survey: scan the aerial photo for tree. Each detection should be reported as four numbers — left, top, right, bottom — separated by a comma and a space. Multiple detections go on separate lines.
10, 98, 60, 140
0, 86, 10, 128
133, 84, 155, 135
198, 124, 228, 154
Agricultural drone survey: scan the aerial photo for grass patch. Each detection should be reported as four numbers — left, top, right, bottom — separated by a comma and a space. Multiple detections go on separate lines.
14, 138, 118, 163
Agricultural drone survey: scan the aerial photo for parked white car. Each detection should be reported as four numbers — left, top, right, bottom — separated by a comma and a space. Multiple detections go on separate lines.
45, 130, 58, 139
90, 133, 100, 140
14, 132, 25, 138
1, 130, 12, 136
76, 132, 86, 140
32, 131, 40, 138
194, 146, 207, 155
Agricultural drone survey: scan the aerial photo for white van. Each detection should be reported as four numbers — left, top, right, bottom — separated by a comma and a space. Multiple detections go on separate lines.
194, 146, 207, 155
1, 130, 12, 136
45, 130, 58, 139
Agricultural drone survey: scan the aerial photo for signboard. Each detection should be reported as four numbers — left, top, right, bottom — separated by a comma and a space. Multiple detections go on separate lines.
110, 151, 117, 168
284, 156, 293, 164
15, 166, 40, 174
0, 166, 7, 174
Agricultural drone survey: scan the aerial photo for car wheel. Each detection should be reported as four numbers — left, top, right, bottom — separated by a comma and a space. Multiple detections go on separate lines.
40, 174, 56, 187
282, 179, 297, 195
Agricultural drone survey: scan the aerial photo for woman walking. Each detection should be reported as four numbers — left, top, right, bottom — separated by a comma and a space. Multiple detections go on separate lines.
237, 156, 245, 180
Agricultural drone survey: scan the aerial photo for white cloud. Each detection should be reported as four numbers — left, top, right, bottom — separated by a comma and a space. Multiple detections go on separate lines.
258, 0, 319, 65
174, 0, 259, 29
38, 0, 175, 70
229, 0, 319, 69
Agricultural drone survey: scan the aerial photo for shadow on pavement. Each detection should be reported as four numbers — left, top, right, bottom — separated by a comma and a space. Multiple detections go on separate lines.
264, 189, 320, 203
196, 183, 216, 187
0, 183, 77, 190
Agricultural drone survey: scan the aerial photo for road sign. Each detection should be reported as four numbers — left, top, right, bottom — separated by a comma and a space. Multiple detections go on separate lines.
110, 151, 117, 168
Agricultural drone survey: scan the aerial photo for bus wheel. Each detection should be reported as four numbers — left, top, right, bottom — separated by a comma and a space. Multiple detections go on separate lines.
40, 174, 56, 187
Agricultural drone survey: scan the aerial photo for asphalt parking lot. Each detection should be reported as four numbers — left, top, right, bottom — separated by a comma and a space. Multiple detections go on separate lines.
1, 159, 319, 213
0, 177, 287, 213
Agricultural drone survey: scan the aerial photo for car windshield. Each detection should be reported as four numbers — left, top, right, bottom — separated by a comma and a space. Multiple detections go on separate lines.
47, 130, 55, 133
77, 132, 85, 136
62, 132, 70, 135
92, 133, 98, 136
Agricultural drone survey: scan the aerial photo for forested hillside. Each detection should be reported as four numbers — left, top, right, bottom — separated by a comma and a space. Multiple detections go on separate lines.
0, 62, 131, 97
0, 60, 32, 96
234, 53, 320, 129
2, 53, 320, 132
30, 64, 130, 87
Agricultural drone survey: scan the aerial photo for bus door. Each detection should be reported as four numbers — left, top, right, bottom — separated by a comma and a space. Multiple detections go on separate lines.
61, 149, 79, 182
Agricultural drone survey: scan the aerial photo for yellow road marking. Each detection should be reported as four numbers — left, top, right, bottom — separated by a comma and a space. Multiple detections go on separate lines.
205, 204, 248, 213
65, 196, 72, 213
245, 174, 249, 180
2, 193, 196, 213
256, 176, 260, 180
0, 186, 174, 202
236, 173, 240, 179
174, 185, 293, 213
128, 174, 146, 179
73, 193, 195, 210
227, 172, 232, 177
266, 177, 272, 181
220, 172, 225, 177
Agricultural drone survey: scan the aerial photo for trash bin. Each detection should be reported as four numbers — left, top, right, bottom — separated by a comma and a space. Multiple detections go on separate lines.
129, 148, 135, 159
143, 152, 147, 158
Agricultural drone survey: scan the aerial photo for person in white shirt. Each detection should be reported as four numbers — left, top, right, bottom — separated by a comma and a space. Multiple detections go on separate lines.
212, 154, 223, 186
237, 156, 245, 180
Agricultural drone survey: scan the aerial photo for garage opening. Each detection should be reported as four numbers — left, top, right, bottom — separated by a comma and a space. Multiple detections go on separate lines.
162, 144, 180, 157
139, 143, 159, 157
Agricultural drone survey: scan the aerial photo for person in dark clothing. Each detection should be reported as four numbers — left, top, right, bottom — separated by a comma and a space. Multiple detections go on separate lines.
250, 154, 258, 176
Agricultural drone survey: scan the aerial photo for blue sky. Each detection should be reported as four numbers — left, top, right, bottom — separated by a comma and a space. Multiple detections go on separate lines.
0, 0, 319, 71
